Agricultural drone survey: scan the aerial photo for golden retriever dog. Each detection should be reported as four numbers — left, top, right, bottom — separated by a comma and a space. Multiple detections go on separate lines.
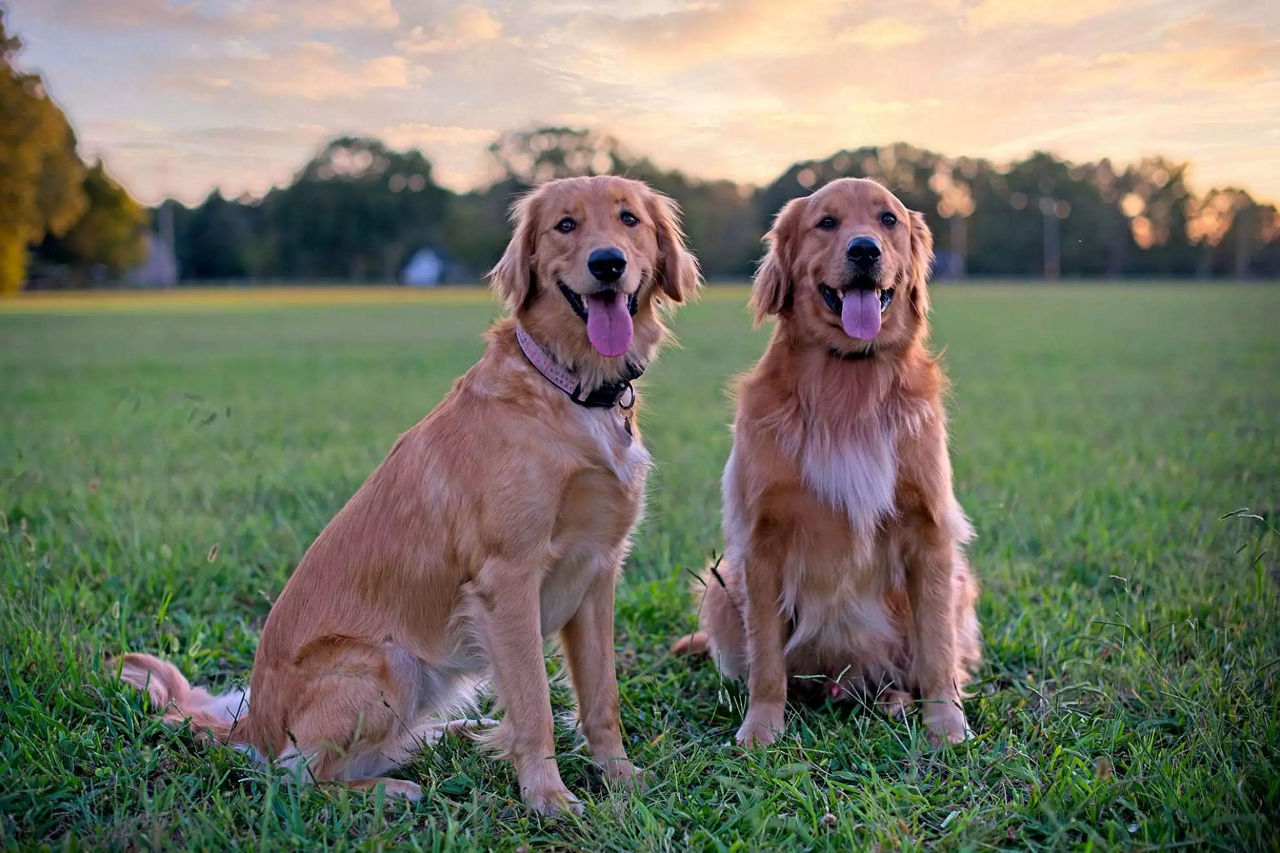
114, 175, 699, 814
673, 178, 979, 747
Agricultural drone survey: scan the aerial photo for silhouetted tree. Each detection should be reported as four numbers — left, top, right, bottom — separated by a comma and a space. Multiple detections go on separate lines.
154, 130, 1280, 284
488, 127, 623, 186
263, 136, 449, 280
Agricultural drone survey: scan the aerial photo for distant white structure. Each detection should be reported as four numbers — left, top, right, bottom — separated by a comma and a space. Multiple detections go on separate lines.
126, 233, 179, 287
401, 248, 444, 286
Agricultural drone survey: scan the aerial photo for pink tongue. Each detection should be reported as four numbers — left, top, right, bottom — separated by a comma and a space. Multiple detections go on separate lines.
585, 292, 634, 357
840, 290, 881, 340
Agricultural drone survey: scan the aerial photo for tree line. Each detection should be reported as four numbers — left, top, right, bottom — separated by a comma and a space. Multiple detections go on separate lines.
156, 131, 1279, 284
4, 8, 1278, 291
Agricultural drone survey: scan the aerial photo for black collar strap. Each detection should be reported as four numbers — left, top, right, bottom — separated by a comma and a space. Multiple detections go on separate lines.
515, 324, 643, 409
830, 344, 876, 361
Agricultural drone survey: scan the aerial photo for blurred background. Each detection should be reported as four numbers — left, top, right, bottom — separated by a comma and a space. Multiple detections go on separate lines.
2, 0, 1278, 291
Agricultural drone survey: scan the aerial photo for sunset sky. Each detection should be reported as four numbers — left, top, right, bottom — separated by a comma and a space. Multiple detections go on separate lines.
8, 0, 1278, 206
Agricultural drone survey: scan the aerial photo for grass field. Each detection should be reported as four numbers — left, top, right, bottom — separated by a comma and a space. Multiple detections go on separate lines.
2, 284, 1278, 851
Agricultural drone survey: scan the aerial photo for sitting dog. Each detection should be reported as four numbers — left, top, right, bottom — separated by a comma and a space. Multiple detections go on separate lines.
115, 175, 699, 814
674, 178, 979, 747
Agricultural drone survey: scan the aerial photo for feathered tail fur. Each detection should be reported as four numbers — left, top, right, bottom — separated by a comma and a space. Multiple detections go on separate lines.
112, 653, 254, 746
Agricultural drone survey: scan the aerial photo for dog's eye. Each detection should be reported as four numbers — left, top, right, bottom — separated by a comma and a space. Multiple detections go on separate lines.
817, 215, 838, 230
880, 212, 898, 228
620, 211, 639, 227
555, 217, 577, 234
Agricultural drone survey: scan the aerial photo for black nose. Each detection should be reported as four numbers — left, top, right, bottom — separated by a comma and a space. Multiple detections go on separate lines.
587, 247, 627, 283
846, 236, 881, 269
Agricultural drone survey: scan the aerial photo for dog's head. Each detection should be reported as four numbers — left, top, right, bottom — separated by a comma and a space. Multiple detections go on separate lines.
753, 177, 934, 356
489, 176, 699, 377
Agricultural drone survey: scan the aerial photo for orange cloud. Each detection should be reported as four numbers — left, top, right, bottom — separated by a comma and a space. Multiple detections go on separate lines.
19, 0, 1279, 205
173, 43, 421, 101
396, 5, 504, 54
966, 0, 1121, 32
261, 0, 400, 30
838, 17, 929, 47
601, 0, 850, 70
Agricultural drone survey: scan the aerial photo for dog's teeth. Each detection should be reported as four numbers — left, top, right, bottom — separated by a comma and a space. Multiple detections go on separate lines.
819, 284, 843, 315
878, 289, 895, 313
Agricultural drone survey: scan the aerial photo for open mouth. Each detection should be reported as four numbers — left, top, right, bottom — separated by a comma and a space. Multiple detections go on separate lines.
559, 282, 639, 358
819, 284, 894, 315
818, 283, 894, 340
558, 282, 639, 321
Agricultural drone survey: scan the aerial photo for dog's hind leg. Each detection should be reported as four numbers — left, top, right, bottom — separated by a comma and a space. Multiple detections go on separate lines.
693, 564, 749, 682
261, 639, 432, 789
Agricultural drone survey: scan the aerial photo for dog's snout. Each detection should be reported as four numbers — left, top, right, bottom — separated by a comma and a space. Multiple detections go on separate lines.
846, 236, 881, 269
587, 247, 627, 284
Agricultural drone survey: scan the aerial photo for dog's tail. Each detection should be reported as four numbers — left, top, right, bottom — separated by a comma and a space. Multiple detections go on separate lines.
670, 631, 710, 656
112, 653, 255, 746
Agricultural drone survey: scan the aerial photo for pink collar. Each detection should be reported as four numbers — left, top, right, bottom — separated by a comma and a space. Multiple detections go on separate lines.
515, 324, 642, 409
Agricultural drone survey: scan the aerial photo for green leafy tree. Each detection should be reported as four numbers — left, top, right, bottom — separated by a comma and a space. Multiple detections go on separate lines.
0, 10, 86, 291
57, 162, 147, 275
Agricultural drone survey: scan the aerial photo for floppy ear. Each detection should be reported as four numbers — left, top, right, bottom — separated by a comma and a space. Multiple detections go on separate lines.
907, 209, 935, 318
488, 190, 541, 311
752, 197, 805, 324
646, 191, 700, 303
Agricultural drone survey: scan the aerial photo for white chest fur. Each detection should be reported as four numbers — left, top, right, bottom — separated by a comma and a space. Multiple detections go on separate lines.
799, 419, 898, 538
575, 406, 651, 487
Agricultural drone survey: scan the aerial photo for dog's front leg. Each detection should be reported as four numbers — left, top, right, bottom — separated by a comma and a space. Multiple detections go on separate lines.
475, 560, 581, 815
906, 539, 971, 746
560, 564, 637, 787
737, 525, 788, 747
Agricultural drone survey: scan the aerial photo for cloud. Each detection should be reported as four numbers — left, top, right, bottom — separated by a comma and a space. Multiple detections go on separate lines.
396, 5, 504, 53
258, 0, 400, 30
20, 0, 401, 33
379, 123, 496, 147
72, 120, 334, 203
19, 0, 278, 34
358, 55, 414, 88
594, 0, 851, 71
163, 42, 422, 101
16, 0, 1280, 205
965, 0, 1123, 32
1029, 17, 1278, 94
837, 17, 929, 47
250, 48, 417, 99
375, 122, 502, 187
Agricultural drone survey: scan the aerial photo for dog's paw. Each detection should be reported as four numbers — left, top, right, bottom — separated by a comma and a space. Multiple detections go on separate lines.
523, 784, 584, 817
601, 758, 642, 789
735, 706, 784, 748
922, 701, 972, 747
376, 779, 424, 801
875, 690, 914, 723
